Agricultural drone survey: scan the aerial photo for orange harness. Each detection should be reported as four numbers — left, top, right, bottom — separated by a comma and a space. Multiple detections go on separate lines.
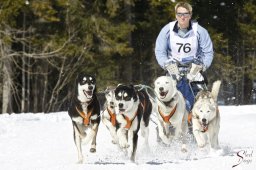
158, 104, 177, 124
123, 110, 138, 129
188, 112, 192, 124
123, 96, 146, 130
75, 106, 92, 126
107, 107, 116, 126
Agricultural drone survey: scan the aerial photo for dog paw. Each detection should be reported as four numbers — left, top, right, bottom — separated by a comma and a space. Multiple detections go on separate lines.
120, 142, 129, 149
112, 139, 118, 144
77, 159, 83, 164
181, 144, 188, 152
90, 148, 96, 153
197, 141, 206, 148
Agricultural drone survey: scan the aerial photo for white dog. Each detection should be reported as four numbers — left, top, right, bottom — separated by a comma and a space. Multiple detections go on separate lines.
192, 80, 221, 149
154, 76, 188, 149
102, 87, 118, 144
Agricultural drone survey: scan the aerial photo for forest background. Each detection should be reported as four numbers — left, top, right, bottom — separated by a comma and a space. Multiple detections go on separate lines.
0, 0, 255, 113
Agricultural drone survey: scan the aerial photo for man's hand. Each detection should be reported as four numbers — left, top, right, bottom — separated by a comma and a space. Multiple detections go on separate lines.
187, 63, 204, 81
165, 62, 180, 80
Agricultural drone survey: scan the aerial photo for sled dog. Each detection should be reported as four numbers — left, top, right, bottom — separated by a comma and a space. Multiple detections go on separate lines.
154, 76, 188, 148
102, 86, 118, 144
114, 84, 153, 162
192, 80, 221, 149
68, 73, 101, 163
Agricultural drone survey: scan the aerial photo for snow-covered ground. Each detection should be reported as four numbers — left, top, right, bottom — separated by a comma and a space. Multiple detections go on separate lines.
0, 105, 255, 170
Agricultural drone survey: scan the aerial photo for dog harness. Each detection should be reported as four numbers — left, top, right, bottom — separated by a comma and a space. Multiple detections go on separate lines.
158, 104, 177, 124
123, 96, 146, 130
107, 107, 116, 126
123, 111, 138, 130
75, 106, 92, 126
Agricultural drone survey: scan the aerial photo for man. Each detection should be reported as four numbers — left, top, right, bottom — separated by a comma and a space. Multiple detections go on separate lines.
155, 1, 213, 114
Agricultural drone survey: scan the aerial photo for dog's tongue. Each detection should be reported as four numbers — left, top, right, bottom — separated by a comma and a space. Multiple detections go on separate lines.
160, 92, 166, 96
86, 91, 93, 96
119, 109, 125, 114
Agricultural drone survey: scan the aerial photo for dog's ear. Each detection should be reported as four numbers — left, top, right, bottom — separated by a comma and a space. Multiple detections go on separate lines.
117, 83, 123, 88
128, 84, 134, 89
129, 84, 138, 102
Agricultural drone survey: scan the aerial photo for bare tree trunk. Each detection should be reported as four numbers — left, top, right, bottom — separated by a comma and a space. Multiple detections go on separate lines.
2, 59, 12, 113
42, 64, 48, 112
33, 65, 38, 113
0, 28, 13, 114
21, 12, 26, 113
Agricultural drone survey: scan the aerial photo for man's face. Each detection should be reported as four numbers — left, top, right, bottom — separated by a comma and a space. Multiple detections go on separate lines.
176, 7, 191, 28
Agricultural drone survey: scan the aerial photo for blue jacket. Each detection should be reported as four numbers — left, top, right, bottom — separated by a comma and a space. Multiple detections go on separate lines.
155, 21, 213, 70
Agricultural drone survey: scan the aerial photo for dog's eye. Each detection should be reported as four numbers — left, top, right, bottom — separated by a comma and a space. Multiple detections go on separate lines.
123, 96, 131, 101
80, 80, 86, 85
166, 82, 169, 84
116, 92, 123, 100
200, 110, 203, 113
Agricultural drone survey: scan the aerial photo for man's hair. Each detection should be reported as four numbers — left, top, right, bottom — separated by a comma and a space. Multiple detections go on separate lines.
175, 2, 193, 14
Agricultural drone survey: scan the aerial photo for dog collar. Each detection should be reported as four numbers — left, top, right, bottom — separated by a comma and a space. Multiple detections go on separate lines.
75, 106, 93, 126
158, 104, 177, 124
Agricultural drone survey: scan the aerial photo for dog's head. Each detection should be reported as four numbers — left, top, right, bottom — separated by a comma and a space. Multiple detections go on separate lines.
114, 84, 138, 114
193, 80, 221, 127
76, 73, 96, 101
105, 86, 116, 109
193, 91, 217, 127
154, 76, 177, 102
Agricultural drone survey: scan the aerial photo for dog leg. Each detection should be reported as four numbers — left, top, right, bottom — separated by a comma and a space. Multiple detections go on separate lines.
157, 121, 171, 144
140, 122, 149, 149
102, 117, 118, 144
208, 130, 220, 150
193, 129, 206, 148
117, 128, 129, 148
109, 126, 118, 144
90, 124, 99, 153
128, 131, 138, 162
73, 124, 83, 163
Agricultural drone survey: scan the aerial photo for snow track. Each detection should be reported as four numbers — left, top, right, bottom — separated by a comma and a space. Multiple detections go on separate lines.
0, 106, 256, 170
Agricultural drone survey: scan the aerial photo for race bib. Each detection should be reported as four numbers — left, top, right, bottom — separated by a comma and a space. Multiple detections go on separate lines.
169, 22, 198, 64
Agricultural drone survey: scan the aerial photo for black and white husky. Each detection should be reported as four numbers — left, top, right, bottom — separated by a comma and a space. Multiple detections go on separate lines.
114, 84, 153, 162
68, 73, 101, 163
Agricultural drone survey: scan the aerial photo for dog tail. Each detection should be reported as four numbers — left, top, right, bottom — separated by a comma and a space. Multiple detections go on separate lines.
211, 80, 221, 102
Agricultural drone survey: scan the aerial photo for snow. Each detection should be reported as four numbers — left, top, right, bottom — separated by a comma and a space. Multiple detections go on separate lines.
0, 105, 256, 170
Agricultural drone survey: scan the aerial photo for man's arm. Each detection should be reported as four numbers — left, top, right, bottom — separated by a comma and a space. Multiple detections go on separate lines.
196, 25, 214, 70
155, 24, 171, 69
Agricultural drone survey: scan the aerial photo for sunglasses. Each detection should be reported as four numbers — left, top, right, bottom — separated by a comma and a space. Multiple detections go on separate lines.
176, 12, 191, 17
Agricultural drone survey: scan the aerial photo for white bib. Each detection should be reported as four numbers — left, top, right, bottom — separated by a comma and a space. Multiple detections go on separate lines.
169, 21, 198, 64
